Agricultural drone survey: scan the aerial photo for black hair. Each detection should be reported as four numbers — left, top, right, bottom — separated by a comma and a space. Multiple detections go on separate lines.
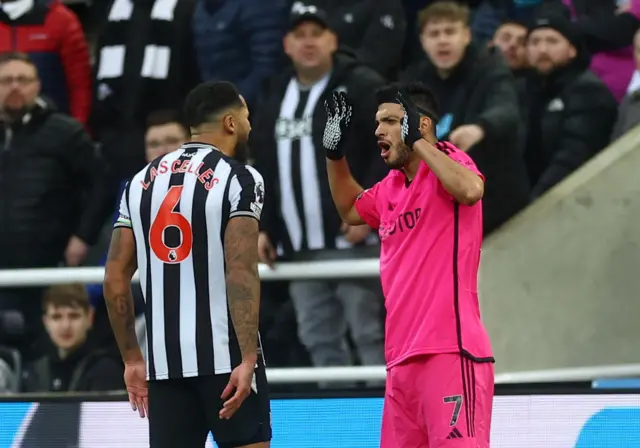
498, 18, 530, 30
145, 109, 188, 133
183, 81, 244, 128
375, 81, 441, 123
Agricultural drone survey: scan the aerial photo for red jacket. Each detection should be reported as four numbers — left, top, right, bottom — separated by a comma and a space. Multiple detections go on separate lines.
0, 0, 91, 124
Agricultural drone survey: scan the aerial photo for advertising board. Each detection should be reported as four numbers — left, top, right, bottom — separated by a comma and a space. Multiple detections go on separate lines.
0, 393, 639, 447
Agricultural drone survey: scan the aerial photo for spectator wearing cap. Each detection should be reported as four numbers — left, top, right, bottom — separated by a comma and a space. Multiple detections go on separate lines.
0, 0, 91, 125
538, 0, 640, 103
191, 0, 287, 109
294, 0, 406, 79
401, 1, 530, 235
252, 5, 387, 381
524, 14, 618, 199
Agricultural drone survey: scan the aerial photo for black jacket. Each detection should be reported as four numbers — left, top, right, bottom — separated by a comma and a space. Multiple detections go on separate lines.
524, 60, 618, 199
252, 52, 387, 254
539, 0, 640, 53
308, 0, 406, 79
401, 44, 530, 235
0, 100, 111, 269
22, 344, 124, 393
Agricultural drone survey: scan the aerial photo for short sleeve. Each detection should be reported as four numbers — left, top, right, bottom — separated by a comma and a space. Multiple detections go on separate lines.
354, 182, 382, 229
449, 149, 485, 181
114, 183, 132, 229
228, 165, 264, 221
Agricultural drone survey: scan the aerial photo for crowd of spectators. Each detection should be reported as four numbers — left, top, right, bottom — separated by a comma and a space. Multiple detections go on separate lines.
0, 0, 639, 392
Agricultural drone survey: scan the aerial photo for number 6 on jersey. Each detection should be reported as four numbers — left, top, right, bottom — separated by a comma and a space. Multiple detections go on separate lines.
150, 186, 193, 263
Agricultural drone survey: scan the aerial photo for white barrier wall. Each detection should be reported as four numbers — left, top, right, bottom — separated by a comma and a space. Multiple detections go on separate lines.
480, 126, 640, 374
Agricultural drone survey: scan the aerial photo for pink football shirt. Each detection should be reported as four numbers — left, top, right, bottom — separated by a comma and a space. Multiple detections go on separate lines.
355, 143, 493, 368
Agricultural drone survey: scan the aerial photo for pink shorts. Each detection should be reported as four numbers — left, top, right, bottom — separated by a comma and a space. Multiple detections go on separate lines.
380, 353, 494, 448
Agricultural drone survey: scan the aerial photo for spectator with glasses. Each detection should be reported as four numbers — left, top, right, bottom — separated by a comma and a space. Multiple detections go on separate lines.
0, 52, 111, 360
0, 0, 91, 125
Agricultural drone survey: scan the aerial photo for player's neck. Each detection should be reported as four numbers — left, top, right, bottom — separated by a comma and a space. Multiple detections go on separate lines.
403, 156, 421, 181
189, 135, 235, 158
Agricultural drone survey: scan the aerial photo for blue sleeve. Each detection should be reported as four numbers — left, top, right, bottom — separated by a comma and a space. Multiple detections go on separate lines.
236, 1, 287, 105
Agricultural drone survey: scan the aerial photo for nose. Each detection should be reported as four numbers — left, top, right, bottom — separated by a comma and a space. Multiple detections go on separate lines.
375, 124, 384, 137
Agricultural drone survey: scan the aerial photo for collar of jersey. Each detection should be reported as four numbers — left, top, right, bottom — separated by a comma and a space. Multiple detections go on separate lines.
182, 142, 221, 152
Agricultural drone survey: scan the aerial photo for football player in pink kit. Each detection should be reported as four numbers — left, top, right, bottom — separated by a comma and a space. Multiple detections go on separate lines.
322, 82, 495, 448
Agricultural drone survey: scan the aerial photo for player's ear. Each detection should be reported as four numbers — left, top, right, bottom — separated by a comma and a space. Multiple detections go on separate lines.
223, 114, 235, 134
419, 116, 433, 136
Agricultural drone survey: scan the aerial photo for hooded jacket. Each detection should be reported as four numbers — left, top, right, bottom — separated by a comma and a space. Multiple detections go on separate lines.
401, 44, 531, 235
524, 43, 618, 198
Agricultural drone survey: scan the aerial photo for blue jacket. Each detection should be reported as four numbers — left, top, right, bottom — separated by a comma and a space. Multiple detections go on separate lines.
192, 0, 287, 107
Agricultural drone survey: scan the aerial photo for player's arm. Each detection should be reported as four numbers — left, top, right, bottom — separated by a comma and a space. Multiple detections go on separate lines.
224, 167, 265, 365
326, 158, 366, 225
103, 186, 143, 364
324, 92, 382, 228
396, 90, 484, 206
103, 228, 142, 364
413, 139, 484, 206
224, 217, 260, 365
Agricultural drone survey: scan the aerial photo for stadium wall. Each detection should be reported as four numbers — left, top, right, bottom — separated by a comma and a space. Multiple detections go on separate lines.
480, 125, 640, 373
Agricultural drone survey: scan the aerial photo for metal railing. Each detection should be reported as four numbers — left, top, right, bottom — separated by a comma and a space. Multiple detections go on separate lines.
2, 260, 640, 384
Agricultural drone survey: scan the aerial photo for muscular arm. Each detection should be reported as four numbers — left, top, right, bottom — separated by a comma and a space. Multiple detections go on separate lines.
326, 158, 366, 225
413, 140, 484, 205
103, 228, 142, 364
224, 216, 261, 365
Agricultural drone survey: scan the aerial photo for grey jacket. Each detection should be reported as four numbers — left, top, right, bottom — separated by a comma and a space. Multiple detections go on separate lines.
612, 90, 640, 141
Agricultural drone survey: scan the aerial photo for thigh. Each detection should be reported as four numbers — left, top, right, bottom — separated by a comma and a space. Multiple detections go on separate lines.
412, 354, 481, 448
148, 378, 208, 448
199, 364, 272, 448
381, 364, 429, 448
472, 360, 495, 448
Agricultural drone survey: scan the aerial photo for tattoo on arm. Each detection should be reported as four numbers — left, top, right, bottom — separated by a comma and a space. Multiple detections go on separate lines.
224, 217, 260, 362
104, 228, 142, 363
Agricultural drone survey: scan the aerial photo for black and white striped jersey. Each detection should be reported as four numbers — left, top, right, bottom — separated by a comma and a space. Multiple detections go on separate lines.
114, 142, 265, 381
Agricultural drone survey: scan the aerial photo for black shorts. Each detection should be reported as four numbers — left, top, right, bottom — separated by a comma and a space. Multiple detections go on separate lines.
148, 363, 271, 448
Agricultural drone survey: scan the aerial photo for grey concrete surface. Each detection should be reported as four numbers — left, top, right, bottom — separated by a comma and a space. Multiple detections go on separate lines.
480, 126, 640, 373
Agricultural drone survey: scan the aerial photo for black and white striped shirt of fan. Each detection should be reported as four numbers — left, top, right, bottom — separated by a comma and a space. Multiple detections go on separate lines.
114, 142, 265, 381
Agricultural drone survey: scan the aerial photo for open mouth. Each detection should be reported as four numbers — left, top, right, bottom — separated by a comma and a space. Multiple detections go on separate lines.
378, 141, 391, 158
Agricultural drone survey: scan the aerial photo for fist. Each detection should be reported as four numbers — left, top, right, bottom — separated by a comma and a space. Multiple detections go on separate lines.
449, 125, 484, 152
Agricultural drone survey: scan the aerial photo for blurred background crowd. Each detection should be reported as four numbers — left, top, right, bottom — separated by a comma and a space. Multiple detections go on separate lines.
0, 0, 638, 394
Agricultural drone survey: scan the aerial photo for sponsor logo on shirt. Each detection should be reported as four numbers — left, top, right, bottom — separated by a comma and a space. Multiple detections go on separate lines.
275, 117, 312, 140
378, 207, 421, 241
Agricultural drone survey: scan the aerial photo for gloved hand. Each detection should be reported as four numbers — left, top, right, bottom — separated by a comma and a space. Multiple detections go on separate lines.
322, 91, 353, 160
396, 90, 423, 148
